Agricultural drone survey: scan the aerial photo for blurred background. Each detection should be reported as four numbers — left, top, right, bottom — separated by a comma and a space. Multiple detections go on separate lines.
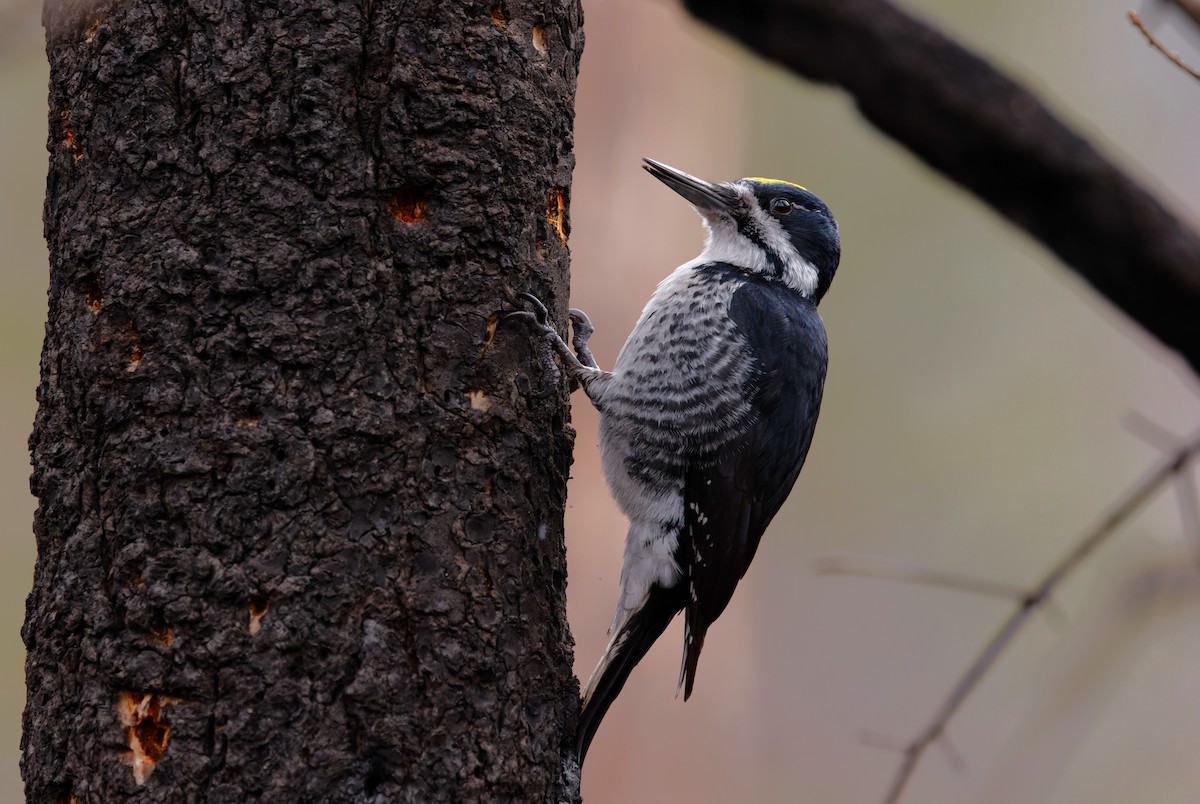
3, 0, 1200, 801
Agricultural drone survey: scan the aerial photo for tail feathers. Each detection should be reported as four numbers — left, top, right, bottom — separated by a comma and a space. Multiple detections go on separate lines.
678, 600, 710, 700
574, 584, 684, 764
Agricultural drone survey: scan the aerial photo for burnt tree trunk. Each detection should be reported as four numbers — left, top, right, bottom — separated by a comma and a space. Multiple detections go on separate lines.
24, 1, 584, 801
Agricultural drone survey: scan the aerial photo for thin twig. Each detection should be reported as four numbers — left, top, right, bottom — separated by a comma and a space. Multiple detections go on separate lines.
1129, 10, 1200, 81
816, 555, 1028, 602
880, 435, 1200, 804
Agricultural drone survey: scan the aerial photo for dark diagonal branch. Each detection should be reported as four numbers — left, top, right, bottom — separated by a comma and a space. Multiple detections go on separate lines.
867, 435, 1200, 803
683, 0, 1200, 376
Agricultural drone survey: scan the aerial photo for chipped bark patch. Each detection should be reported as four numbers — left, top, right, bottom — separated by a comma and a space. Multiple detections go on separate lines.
387, 188, 428, 222
490, 4, 506, 26
125, 342, 143, 372
546, 188, 566, 246
116, 692, 176, 785
60, 108, 83, 162
465, 389, 492, 412
248, 596, 269, 635
479, 313, 499, 359
107, 319, 144, 373
532, 25, 547, 54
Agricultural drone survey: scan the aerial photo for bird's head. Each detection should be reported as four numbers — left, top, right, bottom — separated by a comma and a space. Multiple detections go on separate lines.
643, 158, 840, 302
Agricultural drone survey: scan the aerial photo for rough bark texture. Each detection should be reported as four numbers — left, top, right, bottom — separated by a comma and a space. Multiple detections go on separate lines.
686, 0, 1200, 375
25, 1, 584, 801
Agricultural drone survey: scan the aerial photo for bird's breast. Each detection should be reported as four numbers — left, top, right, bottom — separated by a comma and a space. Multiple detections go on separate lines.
597, 265, 758, 498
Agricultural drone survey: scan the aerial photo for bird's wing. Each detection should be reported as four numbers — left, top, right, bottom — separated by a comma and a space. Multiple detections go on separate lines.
678, 280, 828, 699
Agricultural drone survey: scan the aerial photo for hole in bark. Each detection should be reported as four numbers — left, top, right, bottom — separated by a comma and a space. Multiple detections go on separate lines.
490, 3, 507, 26
532, 25, 547, 54
248, 595, 269, 635
82, 275, 102, 311
386, 187, 428, 222
116, 692, 176, 785
133, 716, 168, 762
364, 755, 389, 794
546, 188, 567, 246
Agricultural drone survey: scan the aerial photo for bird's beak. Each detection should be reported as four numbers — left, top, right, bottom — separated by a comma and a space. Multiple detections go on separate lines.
643, 158, 739, 217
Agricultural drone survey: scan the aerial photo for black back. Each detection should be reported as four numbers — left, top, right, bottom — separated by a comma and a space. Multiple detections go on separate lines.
678, 269, 828, 697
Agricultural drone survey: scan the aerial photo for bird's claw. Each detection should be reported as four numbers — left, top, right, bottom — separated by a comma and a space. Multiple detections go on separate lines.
568, 308, 593, 342
503, 293, 556, 337
516, 292, 551, 326
568, 307, 598, 370
499, 293, 602, 390
499, 293, 564, 395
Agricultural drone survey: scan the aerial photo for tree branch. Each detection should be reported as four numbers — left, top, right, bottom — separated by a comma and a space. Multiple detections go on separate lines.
1129, 10, 1200, 82
816, 555, 1028, 602
682, 0, 1200, 376
875, 435, 1200, 803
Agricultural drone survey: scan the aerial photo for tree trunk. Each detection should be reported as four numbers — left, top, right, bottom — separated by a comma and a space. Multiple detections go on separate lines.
24, 1, 584, 801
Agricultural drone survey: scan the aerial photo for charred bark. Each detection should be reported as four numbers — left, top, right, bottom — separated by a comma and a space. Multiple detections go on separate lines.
24, 0, 584, 800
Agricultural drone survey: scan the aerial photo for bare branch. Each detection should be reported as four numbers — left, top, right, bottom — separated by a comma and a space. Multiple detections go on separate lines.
816, 555, 1027, 602
878, 435, 1200, 804
681, 0, 1200, 377
1129, 11, 1200, 82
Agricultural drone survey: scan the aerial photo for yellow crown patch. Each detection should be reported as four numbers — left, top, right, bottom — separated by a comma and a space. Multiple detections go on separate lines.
742, 177, 807, 191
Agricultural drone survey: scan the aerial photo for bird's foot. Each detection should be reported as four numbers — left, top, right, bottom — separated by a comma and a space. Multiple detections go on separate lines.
500, 293, 574, 395
568, 307, 599, 370
501, 293, 610, 398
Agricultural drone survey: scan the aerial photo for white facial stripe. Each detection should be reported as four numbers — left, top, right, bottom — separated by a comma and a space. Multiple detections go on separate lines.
694, 184, 819, 297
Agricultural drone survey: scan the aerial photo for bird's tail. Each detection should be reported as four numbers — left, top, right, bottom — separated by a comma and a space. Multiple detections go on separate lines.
574, 584, 684, 764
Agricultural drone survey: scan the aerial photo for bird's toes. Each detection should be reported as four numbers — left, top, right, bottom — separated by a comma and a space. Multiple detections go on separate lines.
516, 291, 550, 325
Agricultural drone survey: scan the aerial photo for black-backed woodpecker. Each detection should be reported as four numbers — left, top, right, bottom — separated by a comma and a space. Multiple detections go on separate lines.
507, 158, 840, 765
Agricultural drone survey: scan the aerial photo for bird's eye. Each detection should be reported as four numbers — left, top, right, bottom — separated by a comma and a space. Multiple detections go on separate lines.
769, 198, 794, 216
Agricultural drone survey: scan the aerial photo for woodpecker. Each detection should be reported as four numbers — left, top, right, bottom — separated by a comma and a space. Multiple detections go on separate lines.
506, 158, 840, 765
